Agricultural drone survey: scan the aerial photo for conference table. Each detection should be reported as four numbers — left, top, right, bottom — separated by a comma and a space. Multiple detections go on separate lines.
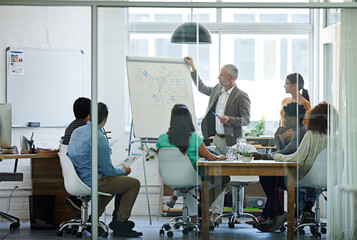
197, 160, 300, 240
0, 152, 72, 226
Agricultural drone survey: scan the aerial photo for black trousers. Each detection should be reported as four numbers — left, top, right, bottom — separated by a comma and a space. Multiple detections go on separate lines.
259, 176, 286, 219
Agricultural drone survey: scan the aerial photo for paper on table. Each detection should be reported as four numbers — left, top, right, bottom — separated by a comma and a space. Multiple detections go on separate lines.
116, 154, 141, 168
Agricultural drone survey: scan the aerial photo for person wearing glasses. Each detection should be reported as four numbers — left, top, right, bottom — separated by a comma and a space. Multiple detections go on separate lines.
278, 73, 311, 142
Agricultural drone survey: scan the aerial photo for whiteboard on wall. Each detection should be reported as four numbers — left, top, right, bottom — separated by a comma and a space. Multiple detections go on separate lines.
6, 47, 84, 127
126, 56, 196, 139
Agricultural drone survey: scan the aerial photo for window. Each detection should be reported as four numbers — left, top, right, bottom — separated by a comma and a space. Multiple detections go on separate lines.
155, 38, 182, 57
222, 8, 310, 23
128, 7, 216, 23
221, 0, 310, 23
221, 34, 310, 121
234, 38, 255, 81
129, 39, 148, 56
126, 3, 312, 124
325, 0, 342, 26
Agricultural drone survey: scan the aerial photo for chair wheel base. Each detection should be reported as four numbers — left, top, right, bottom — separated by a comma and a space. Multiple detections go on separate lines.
10, 222, 20, 231
228, 222, 234, 228
57, 230, 63, 237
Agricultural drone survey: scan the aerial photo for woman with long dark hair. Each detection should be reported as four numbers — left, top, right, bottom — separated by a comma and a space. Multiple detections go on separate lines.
156, 104, 229, 222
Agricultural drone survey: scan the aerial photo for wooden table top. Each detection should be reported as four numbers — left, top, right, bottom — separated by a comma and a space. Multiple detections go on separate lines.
246, 136, 274, 140
197, 159, 299, 167
198, 160, 300, 177
0, 152, 58, 160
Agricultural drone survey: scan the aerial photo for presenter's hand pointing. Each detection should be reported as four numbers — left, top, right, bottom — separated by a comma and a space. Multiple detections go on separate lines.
184, 56, 196, 71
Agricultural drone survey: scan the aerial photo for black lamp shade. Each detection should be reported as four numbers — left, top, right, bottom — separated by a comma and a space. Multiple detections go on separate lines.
171, 22, 212, 44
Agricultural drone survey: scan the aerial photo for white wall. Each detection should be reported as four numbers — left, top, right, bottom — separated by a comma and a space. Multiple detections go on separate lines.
0, 6, 91, 220
0, 6, 161, 220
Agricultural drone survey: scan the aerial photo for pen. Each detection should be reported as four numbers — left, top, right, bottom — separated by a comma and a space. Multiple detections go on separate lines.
212, 112, 220, 118
30, 132, 34, 141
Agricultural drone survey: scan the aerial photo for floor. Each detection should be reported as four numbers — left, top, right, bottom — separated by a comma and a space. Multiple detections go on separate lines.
0, 216, 326, 240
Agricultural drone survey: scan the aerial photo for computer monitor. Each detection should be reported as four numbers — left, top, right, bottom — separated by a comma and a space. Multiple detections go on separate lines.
0, 104, 12, 148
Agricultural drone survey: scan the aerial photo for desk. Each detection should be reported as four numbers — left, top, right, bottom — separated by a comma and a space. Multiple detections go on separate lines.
0, 153, 72, 226
246, 136, 275, 149
198, 160, 299, 240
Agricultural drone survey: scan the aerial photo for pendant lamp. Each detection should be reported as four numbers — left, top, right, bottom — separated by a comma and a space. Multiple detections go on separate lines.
171, 22, 212, 44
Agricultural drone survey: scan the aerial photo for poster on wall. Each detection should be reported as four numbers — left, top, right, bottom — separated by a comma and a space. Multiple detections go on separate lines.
9, 50, 24, 75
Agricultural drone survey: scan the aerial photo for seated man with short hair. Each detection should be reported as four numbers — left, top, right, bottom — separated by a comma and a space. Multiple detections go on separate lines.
67, 102, 142, 237
62, 97, 91, 217
63, 97, 123, 229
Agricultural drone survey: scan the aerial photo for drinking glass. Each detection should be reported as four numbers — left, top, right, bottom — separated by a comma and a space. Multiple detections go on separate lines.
226, 146, 235, 160
237, 137, 247, 153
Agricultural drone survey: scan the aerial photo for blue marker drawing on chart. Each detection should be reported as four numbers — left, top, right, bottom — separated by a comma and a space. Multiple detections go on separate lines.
136, 65, 188, 108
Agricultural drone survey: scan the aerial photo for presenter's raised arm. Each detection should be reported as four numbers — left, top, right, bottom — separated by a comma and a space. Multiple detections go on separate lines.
184, 56, 196, 71
185, 57, 213, 96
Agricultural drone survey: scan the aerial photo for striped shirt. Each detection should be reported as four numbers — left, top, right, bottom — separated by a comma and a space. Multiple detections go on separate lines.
62, 119, 88, 145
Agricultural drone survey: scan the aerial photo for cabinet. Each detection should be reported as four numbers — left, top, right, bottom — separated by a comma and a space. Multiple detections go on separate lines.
0, 153, 73, 227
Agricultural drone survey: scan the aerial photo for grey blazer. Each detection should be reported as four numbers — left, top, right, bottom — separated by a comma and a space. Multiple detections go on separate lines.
191, 71, 251, 146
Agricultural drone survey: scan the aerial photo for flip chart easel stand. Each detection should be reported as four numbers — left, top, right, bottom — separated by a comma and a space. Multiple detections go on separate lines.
127, 121, 154, 224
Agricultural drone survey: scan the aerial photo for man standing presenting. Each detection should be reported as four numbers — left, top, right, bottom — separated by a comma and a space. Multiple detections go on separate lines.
67, 103, 142, 237
184, 56, 251, 222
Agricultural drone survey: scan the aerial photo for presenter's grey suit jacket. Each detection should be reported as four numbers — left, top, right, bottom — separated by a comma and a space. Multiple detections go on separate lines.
191, 71, 251, 146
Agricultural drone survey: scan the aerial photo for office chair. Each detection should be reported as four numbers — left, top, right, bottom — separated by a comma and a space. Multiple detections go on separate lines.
0, 172, 23, 231
294, 148, 327, 238
0, 154, 23, 231
213, 144, 259, 228
58, 144, 68, 153
214, 176, 259, 228
158, 148, 202, 237
57, 153, 111, 238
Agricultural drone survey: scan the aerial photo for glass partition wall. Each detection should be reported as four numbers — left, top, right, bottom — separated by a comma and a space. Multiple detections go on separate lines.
124, 5, 314, 238
1, 2, 355, 239
98, 3, 355, 239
